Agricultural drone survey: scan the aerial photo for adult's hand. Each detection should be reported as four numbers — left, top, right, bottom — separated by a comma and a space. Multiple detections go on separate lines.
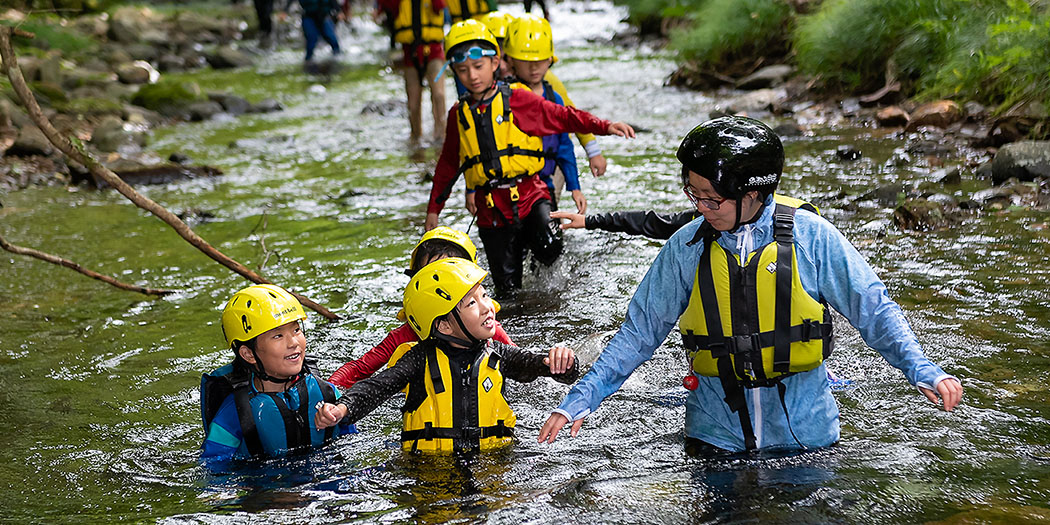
920, 377, 963, 411
424, 212, 439, 231
606, 122, 636, 139
550, 210, 585, 230
588, 154, 607, 177
538, 412, 584, 443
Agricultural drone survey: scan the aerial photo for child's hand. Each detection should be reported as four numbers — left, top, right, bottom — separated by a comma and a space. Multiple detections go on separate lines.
543, 346, 575, 375
424, 212, 439, 231
314, 402, 348, 430
550, 210, 585, 230
589, 154, 607, 177
465, 191, 477, 215
570, 190, 587, 214
606, 122, 636, 139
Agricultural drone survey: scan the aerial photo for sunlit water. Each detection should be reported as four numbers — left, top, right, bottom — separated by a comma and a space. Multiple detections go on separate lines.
1, 2, 1049, 522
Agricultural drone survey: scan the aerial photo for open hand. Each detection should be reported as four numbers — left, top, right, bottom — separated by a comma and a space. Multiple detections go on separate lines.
920, 377, 963, 412
538, 412, 584, 443
550, 210, 585, 230
606, 122, 635, 139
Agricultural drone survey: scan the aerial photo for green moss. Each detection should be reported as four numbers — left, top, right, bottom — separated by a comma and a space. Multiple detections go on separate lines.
56, 96, 125, 117
2, 17, 97, 57
131, 78, 203, 111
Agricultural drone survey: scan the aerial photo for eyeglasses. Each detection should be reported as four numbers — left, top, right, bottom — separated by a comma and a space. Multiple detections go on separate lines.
683, 186, 728, 210
450, 47, 497, 64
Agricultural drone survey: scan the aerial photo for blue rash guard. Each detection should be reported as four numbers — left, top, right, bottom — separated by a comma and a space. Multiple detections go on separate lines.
202, 374, 357, 463
554, 195, 957, 452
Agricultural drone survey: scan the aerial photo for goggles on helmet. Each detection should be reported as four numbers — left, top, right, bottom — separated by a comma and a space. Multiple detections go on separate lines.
450, 46, 497, 64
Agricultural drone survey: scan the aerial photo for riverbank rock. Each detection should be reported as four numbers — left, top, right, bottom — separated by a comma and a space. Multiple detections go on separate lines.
208, 93, 251, 116
89, 116, 132, 153
736, 65, 794, 90
893, 198, 953, 231
991, 141, 1050, 184
131, 79, 203, 116
7, 126, 53, 157
726, 88, 787, 113
876, 106, 909, 127
116, 61, 157, 85
249, 98, 283, 113
905, 100, 963, 132
108, 6, 162, 43
186, 100, 224, 121
206, 46, 254, 69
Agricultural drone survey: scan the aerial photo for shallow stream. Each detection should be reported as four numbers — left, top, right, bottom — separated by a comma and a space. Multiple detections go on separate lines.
1, 2, 1049, 522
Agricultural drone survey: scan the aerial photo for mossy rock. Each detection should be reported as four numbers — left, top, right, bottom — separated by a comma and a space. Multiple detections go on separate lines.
30, 81, 68, 104
131, 79, 203, 113
56, 96, 125, 117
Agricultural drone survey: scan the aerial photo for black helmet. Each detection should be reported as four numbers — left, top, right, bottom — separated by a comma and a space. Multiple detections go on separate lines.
676, 116, 784, 199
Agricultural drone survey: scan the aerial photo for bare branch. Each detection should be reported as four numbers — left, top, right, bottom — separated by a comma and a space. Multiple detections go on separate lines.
0, 27, 340, 319
0, 233, 176, 296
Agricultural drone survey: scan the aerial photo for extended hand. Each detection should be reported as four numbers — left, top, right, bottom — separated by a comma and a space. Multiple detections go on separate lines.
543, 345, 575, 375
538, 412, 584, 443
424, 212, 439, 231
606, 122, 636, 139
589, 154, 607, 177
314, 402, 348, 430
920, 377, 963, 411
550, 210, 585, 230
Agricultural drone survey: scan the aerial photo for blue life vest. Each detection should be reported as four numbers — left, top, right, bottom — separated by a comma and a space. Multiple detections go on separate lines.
201, 359, 340, 457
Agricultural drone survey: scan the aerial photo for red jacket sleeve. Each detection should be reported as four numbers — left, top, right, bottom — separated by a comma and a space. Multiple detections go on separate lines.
328, 323, 418, 389
378, 0, 399, 14
431, 0, 446, 11
509, 88, 611, 138
492, 321, 514, 346
427, 104, 464, 215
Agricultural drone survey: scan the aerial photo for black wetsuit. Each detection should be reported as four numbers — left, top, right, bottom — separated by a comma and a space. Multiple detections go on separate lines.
584, 210, 698, 240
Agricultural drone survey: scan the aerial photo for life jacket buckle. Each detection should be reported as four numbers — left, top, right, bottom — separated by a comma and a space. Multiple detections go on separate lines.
485, 193, 495, 208
508, 185, 519, 202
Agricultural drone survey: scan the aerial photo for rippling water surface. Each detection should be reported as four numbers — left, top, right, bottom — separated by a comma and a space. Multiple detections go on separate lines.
1, 2, 1049, 522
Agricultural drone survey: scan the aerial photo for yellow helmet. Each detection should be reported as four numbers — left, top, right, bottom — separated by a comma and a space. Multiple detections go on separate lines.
221, 284, 306, 348
409, 226, 478, 273
479, 12, 515, 41
505, 14, 556, 62
402, 258, 487, 340
444, 19, 499, 57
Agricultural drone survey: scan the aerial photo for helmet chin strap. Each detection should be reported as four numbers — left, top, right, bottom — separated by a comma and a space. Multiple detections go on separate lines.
434, 308, 486, 352
727, 194, 767, 234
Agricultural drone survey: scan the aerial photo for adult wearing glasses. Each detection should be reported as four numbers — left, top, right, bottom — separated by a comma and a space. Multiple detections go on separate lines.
538, 116, 963, 455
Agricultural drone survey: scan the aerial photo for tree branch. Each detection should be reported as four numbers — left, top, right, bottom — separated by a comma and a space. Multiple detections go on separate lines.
0, 233, 176, 296
0, 27, 340, 319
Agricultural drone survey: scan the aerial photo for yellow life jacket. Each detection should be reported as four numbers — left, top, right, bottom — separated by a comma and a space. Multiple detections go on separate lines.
393, 0, 445, 45
679, 195, 832, 385
447, 0, 490, 22
456, 83, 546, 195
400, 342, 516, 453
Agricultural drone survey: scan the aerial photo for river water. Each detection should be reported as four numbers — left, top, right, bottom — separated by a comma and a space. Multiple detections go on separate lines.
1, 2, 1049, 522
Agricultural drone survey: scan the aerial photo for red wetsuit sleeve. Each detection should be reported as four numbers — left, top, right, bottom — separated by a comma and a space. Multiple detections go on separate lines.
428, 105, 464, 215
509, 88, 612, 138
378, 0, 399, 15
328, 323, 418, 389
431, 0, 446, 12
493, 321, 514, 346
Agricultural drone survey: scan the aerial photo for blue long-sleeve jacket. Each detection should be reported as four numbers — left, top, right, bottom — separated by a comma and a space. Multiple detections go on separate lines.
555, 196, 955, 452
537, 88, 581, 193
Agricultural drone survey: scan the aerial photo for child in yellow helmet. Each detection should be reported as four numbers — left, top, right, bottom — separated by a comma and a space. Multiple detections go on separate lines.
200, 284, 356, 464
315, 258, 578, 453
505, 14, 589, 214
426, 19, 635, 296
379, 0, 448, 143
327, 226, 515, 389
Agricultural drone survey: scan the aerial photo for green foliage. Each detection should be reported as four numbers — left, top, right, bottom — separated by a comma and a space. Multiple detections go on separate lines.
2, 17, 97, 56
669, 0, 793, 65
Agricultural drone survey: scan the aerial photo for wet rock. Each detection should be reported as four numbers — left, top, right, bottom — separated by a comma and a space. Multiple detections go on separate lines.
38, 54, 64, 87
963, 101, 987, 121
971, 186, 1015, 206
991, 141, 1050, 184
735, 65, 794, 90
157, 54, 187, 73
124, 43, 162, 62
858, 218, 891, 237
169, 152, 192, 164
206, 46, 255, 69
186, 101, 224, 121
931, 166, 962, 185
840, 97, 862, 115
60, 96, 125, 118
975, 161, 993, 180
905, 100, 963, 132
176, 208, 217, 225
361, 99, 404, 116
893, 198, 951, 231
103, 46, 133, 67
208, 93, 251, 116
773, 122, 803, 137
108, 6, 160, 43
100, 159, 223, 187
116, 61, 155, 85
123, 104, 166, 129
727, 88, 786, 113
0, 99, 32, 129
835, 145, 862, 161
876, 106, 909, 127
89, 116, 131, 153
71, 14, 109, 39
131, 79, 203, 115
860, 183, 905, 207
7, 126, 53, 157
63, 69, 118, 90
249, 98, 283, 113
926, 193, 958, 207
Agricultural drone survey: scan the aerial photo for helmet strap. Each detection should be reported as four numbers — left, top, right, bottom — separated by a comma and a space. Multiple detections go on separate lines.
434, 307, 485, 351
